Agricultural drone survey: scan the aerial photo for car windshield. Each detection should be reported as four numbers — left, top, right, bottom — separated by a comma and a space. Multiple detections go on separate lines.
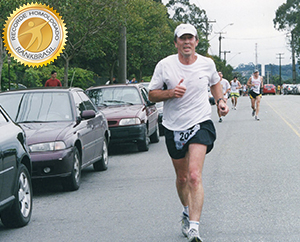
0, 92, 73, 122
88, 87, 142, 106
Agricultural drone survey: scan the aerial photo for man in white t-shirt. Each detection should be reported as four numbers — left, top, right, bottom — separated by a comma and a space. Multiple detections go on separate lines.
217, 72, 231, 122
247, 70, 263, 120
148, 23, 229, 242
230, 76, 242, 109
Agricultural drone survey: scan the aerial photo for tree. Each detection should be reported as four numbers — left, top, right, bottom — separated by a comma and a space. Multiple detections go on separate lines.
166, 0, 209, 54
274, 0, 300, 82
126, 0, 174, 80
0, 0, 27, 90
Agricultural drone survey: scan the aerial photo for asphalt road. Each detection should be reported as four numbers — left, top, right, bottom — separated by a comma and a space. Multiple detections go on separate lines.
0, 95, 299, 242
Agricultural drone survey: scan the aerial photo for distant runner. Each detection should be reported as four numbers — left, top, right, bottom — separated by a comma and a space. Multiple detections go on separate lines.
229, 76, 242, 110
247, 70, 263, 120
218, 72, 231, 122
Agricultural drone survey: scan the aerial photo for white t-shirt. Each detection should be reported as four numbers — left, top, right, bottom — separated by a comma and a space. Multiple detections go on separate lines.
251, 76, 262, 94
230, 80, 240, 94
149, 53, 220, 131
220, 78, 230, 98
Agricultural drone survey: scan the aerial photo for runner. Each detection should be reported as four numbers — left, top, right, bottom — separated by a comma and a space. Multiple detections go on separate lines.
148, 23, 229, 242
229, 76, 242, 109
217, 72, 231, 122
247, 70, 263, 120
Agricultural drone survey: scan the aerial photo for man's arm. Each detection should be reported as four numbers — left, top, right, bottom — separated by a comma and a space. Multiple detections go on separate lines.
211, 82, 229, 116
148, 79, 186, 103
238, 81, 242, 89
247, 77, 252, 88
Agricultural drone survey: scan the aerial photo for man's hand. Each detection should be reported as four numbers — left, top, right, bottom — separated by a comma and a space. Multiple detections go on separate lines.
218, 100, 229, 116
173, 79, 186, 98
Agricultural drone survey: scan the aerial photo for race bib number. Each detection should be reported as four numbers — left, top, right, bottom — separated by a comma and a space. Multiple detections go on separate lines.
174, 124, 200, 150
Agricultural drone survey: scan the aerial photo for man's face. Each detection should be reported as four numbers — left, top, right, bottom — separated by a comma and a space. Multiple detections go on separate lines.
253, 72, 259, 78
218, 72, 223, 78
175, 34, 199, 57
52, 72, 57, 78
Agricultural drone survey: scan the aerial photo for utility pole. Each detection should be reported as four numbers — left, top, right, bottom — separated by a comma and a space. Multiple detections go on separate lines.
118, 25, 127, 83
215, 23, 233, 59
221, 51, 231, 62
291, 31, 297, 83
276, 53, 284, 86
255, 43, 258, 69
215, 31, 226, 59
266, 71, 270, 84
205, 19, 216, 40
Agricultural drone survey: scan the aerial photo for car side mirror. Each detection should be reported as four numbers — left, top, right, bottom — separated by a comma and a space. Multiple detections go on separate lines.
81, 110, 96, 119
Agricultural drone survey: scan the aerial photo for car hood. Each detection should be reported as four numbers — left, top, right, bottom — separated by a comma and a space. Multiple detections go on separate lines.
98, 105, 143, 119
19, 122, 73, 145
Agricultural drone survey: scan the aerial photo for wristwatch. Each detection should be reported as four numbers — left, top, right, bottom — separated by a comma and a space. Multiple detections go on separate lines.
217, 98, 225, 105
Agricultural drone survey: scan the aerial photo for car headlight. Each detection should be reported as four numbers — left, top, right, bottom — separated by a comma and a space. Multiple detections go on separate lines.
119, 118, 141, 126
29, 141, 66, 152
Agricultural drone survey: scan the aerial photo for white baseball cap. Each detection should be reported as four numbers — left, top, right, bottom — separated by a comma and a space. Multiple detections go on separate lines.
174, 23, 197, 38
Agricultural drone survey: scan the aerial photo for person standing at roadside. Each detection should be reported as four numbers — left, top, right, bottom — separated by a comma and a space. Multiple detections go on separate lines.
247, 70, 263, 120
217, 72, 231, 122
148, 23, 229, 242
45, 71, 62, 87
229, 76, 242, 109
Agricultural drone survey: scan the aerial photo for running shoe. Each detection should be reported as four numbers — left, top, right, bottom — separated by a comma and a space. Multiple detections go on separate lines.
219, 117, 222, 123
255, 116, 260, 121
252, 109, 255, 117
181, 213, 189, 237
187, 228, 203, 242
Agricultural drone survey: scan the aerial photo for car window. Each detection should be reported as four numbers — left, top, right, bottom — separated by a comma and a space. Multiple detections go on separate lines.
0, 92, 73, 122
0, 93, 23, 120
140, 88, 149, 104
77, 91, 97, 112
72, 91, 97, 117
87, 87, 142, 106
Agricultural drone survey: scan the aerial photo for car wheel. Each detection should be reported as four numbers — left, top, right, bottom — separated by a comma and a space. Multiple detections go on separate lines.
63, 147, 81, 191
150, 123, 159, 143
137, 126, 150, 152
1, 164, 32, 228
93, 138, 108, 171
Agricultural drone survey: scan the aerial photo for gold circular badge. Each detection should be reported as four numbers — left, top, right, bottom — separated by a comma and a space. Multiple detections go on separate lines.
3, 3, 67, 67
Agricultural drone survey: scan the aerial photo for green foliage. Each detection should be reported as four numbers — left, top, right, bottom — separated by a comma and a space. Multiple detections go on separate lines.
126, 0, 174, 80
68, 67, 96, 89
210, 55, 234, 81
166, 0, 209, 54
0, 0, 235, 90
274, 1, 300, 60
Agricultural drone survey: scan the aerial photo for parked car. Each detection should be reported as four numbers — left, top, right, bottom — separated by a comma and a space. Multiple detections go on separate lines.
262, 84, 276, 95
292, 84, 300, 94
283, 84, 295, 95
155, 102, 164, 136
0, 88, 110, 191
86, 84, 159, 151
0, 105, 32, 228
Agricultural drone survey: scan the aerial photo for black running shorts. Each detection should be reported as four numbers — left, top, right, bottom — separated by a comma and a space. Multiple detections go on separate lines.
249, 89, 261, 99
164, 120, 216, 160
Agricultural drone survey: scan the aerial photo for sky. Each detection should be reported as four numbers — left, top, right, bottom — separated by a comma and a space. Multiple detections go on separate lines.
162, 0, 291, 69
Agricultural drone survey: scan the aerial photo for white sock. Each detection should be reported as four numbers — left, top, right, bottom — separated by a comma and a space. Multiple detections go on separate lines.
189, 220, 199, 231
183, 206, 189, 216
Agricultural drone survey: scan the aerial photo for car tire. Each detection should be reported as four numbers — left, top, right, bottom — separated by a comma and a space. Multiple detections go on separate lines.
150, 123, 159, 143
137, 126, 150, 152
62, 147, 81, 191
1, 164, 32, 228
93, 138, 109, 171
